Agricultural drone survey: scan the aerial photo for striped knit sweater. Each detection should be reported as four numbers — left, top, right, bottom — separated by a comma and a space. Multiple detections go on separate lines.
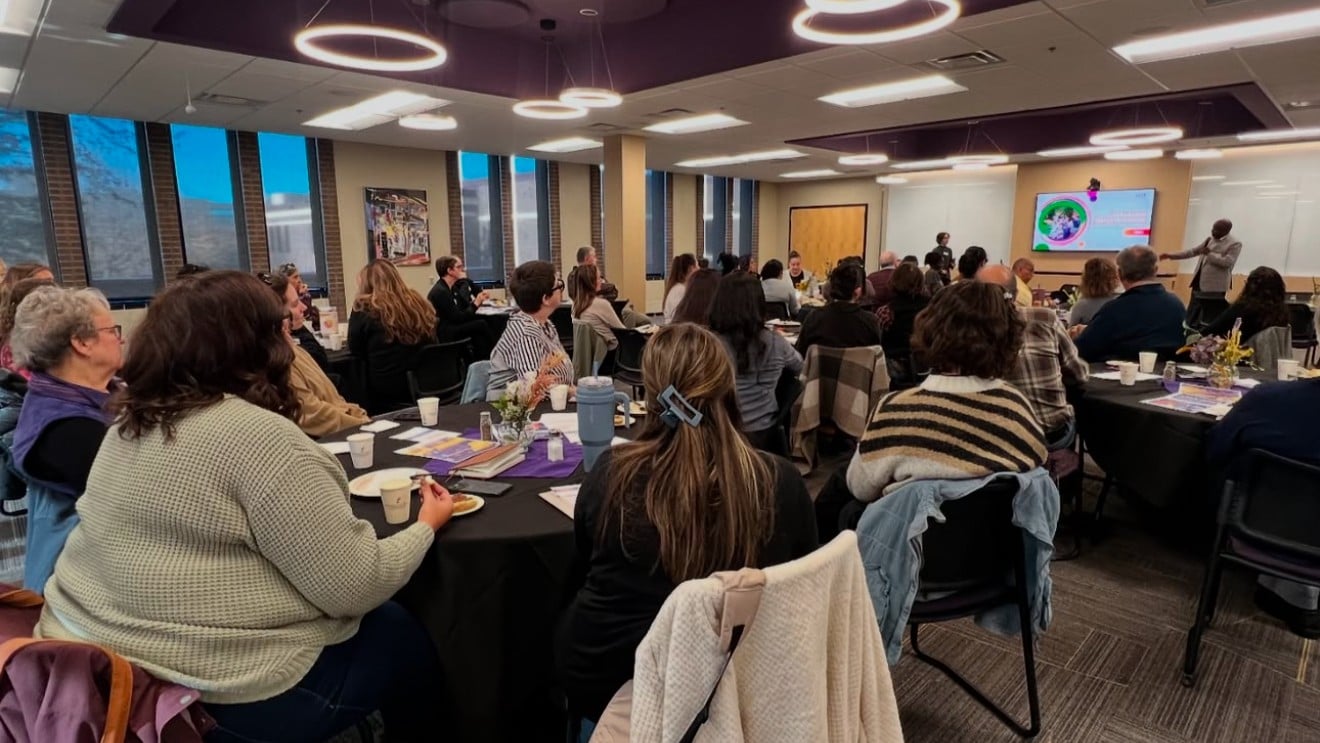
846, 375, 1047, 501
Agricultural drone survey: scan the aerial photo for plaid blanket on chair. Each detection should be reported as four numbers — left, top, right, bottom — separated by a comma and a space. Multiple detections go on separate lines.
791, 345, 890, 466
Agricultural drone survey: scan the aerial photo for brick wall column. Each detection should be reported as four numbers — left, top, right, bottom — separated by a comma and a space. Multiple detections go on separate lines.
725, 177, 734, 255
548, 161, 562, 269
498, 156, 515, 280
664, 172, 674, 266
142, 122, 186, 284
234, 131, 269, 271
693, 175, 704, 259
444, 151, 463, 261
314, 139, 346, 316
33, 113, 87, 287
588, 164, 603, 274
750, 180, 760, 261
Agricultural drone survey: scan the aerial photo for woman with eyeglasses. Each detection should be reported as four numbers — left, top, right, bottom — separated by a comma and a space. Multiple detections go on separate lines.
349, 260, 438, 414
277, 262, 320, 333
488, 260, 574, 395
8, 285, 123, 593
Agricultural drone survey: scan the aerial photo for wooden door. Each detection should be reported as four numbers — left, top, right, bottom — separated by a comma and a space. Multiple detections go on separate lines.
788, 204, 868, 279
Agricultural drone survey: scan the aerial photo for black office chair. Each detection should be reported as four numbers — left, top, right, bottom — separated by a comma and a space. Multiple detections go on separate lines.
762, 301, 791, 322
1286, 302, 1317, 367
1188, 293, 1230, 331
908, 479, 1042, 738
1182, 449, 1320, 687
550, 305, 575, 357
760, 370, 803, 458
610, 299, 629, 319
406, 339, 469, 405
610, 328, 647, 401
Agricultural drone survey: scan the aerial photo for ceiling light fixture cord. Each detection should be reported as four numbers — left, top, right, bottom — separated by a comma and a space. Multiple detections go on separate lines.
596, 15, 615, 91
555, 44, 577, 87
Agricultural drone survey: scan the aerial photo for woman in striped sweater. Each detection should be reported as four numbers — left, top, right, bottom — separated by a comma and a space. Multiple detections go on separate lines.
846, 280, 1047, 501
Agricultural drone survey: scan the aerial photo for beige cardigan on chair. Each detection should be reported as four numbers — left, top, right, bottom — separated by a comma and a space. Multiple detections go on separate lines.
594, 532, 904, 742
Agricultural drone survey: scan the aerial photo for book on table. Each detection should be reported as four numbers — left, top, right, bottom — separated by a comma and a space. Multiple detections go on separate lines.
452, 444, 525, 479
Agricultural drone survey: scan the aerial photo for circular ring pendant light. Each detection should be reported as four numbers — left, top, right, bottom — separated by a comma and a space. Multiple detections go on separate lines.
1104, 149, 1165, 161
399, 113, 457, 131
838, 153, 890, 166
1090, 127, 1183, 146
805, 0, 910, 14
948, 154, 1009, 165
792, 0, 961, 45
294, 24, 448, 72
513, 99, 589, 120
559, 87, 623, 108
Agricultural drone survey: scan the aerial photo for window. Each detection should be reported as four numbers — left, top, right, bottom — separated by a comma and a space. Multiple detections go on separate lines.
703, 175, 728, 260
170, 124, 245, 270
645, 170, 669, 278
510, 156, 550, 266
68, 115, 159, 299
733, 178, 755, 256
0, 111, 51, 269
258, 133, 325, 289
458, 151, 504, 284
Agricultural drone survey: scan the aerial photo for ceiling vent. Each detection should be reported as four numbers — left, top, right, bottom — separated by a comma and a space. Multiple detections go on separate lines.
646, 107, 696, 119
585, 122, 628, 132
923, 50, 1003, 71
1199, 0, 1249, 8
196, 93, 262, 107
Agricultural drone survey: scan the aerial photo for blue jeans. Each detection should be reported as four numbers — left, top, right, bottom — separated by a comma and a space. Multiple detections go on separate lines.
205, 602, 441, 743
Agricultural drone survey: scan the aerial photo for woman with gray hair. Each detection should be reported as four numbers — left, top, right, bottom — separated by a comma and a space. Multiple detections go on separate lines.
9, 285, 122, 593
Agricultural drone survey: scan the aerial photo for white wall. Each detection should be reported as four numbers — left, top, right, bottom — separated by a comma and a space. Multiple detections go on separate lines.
883, 166, 1017, 267
1185, 142, 1320, 277
558, 162, 593, 278
332, 141, 452, 306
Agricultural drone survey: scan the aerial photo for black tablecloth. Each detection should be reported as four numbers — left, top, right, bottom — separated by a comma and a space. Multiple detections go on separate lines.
322, 403, 612, 742
1076, 363, 1267, 510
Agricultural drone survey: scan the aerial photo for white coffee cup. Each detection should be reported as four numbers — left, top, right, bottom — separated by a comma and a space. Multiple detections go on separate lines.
417, 397, 440, 426
347, 433, 375, 469
379, 478, 412, 525
325, 334, 342, 351
1277, 358, 1300, 382
1116, 361, 1139, 386
550, 384, 570, 411
1138, 352, 1157, 374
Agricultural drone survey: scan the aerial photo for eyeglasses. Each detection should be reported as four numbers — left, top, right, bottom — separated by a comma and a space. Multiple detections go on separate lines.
553, 280, 565, 294
96, 325, 123, 340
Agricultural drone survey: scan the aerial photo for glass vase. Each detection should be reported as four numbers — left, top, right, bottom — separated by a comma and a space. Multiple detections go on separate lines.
1207, 361, 1238, 390
493, 416, 534, 450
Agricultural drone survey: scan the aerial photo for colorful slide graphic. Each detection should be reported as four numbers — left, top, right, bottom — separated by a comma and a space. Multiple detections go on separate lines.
1032, 188, 1155, 252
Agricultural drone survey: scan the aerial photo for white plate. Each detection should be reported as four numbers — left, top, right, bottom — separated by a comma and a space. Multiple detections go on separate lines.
349, 467, 429, 498
451, 494, 485, 517
617, 402, 648, 416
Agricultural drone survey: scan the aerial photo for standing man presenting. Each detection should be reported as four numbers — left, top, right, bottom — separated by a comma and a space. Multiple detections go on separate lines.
934, 232, 954, 286
1160, 219, 1242, 328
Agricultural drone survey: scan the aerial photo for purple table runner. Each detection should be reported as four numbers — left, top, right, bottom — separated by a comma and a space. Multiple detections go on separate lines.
422, 428, 583, 479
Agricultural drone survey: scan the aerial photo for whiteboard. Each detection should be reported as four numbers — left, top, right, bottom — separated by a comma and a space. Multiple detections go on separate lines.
882, 167, 1016, 266
1185, 147, 1320, 277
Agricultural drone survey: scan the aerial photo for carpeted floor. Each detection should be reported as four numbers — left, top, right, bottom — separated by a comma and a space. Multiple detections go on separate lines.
861, 470, 1320, 743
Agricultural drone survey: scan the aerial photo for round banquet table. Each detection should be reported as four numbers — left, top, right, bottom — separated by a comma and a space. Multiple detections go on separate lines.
321, 402, 626, 742
1075, 362, 1269, 511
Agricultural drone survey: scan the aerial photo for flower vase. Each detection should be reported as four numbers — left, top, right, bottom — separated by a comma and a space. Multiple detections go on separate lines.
493, 415, 534, 450
1207, 361, 1238, 390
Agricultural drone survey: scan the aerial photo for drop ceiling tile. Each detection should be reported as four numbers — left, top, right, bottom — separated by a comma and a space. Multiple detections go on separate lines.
954, 1, 1052, 30
1138, 54, 1252, 92
955, 10, 1088, 50
12, 33, 152, 114
867, 32, 982, 65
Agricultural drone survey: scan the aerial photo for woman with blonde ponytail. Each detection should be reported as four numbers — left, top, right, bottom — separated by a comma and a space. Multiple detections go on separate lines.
555, 323, 818, 728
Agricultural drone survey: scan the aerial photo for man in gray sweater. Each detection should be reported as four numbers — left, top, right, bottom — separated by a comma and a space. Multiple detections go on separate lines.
1160, 218, 1242, 327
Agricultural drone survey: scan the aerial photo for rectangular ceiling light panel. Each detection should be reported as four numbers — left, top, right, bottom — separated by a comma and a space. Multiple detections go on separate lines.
819, 74, 966, 108
1114, 9, 1320, 64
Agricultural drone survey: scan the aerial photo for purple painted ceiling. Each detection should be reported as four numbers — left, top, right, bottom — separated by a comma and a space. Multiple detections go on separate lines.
788, 84, 1290, 158
107, 0, 1033, 99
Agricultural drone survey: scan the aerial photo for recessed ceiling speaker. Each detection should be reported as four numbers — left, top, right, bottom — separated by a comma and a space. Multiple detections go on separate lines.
440, 0, 532, 29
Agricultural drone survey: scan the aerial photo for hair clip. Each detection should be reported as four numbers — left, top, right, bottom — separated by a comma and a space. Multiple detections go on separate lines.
658, 385, 703, 429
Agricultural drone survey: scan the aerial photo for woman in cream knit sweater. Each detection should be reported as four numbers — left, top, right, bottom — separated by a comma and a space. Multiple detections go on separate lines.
37, 271, 456, 742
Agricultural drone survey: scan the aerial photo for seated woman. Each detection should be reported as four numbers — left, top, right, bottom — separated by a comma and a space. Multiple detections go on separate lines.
877, 262, 931, 370
0, 264, 56, 375
348, 259, 437, 414
0, 277, 56, 377
489, 260, 574, 394
759, 259, 800, 317
277, 262, 321, 332
36, 270, 455, 741
670, 268, 721, 326
956, 246, 988, 282
846, 281, 1047, 502
787, 251, 817, 296
572, 264, 625, 353
267, 273, 369, 437
795, 262, 881, 355
9, 286, 121, 592
428, 256, 495, 360
662, 253, 697, 324
709, 273, 803, 452
1069, 257, 1121, 326
555, 323, 818, 728
1202, 266, 1290, 342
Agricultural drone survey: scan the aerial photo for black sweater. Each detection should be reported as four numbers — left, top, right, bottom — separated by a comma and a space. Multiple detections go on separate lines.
795, 301, 883, 356
347, 311, 433, 413
555, 449, 818, 722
